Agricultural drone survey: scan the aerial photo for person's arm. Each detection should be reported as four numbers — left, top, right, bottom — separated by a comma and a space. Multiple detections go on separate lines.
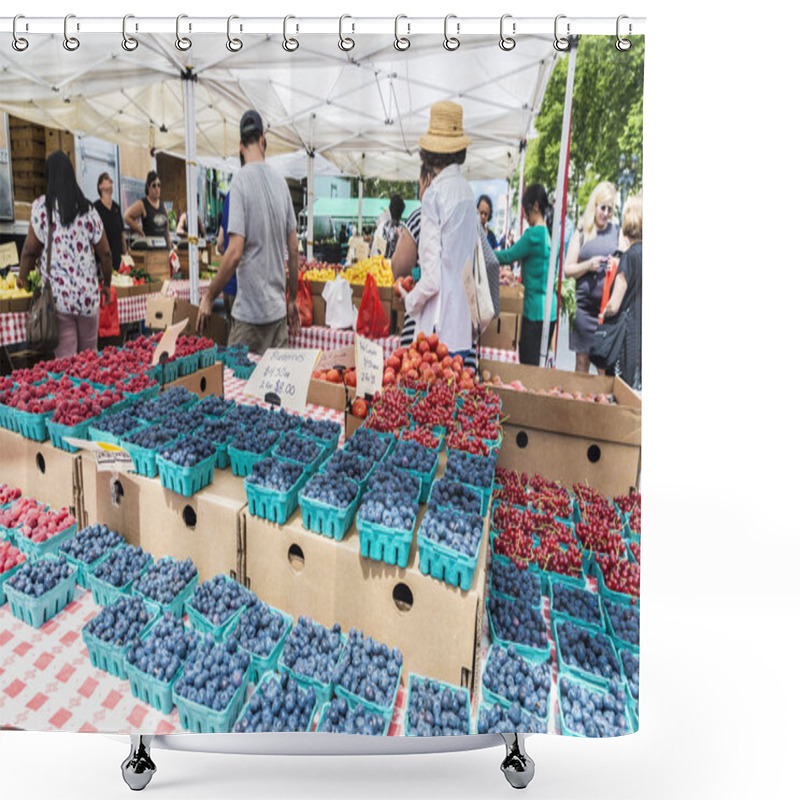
215, 225, 226, 256
16, 225, 43, 289
123, 200, 145, 237
495, 228, 536, 266
286, 229, 300, 335
176, 213, 187, 237
564, 232, 604, 279
391, 226, 418, 279
198, 217, 206, 239
94, 230, 113, 304
196, 233, 244, 333
602, 272, 628, 320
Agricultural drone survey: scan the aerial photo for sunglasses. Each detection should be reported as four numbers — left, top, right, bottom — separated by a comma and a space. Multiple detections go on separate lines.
598, 204, 613, 214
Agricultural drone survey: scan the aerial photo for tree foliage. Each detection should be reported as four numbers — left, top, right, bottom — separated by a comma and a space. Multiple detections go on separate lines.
352, 178, 418, 200
524, 35, 644, 221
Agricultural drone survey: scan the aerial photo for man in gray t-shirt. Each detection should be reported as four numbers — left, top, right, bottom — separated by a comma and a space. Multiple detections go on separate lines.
198, 109, 299, 353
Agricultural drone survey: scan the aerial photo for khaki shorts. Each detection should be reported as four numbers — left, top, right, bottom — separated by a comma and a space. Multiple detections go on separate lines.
229, 316, 289, 355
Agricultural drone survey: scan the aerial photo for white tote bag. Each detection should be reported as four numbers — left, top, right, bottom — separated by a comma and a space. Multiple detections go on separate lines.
462, 221, 496, 335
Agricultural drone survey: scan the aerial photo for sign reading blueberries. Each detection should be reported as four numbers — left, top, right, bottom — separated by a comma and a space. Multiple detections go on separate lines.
355, 335, 383, 399
62, 438, 135, 473
243, 348, 321, 414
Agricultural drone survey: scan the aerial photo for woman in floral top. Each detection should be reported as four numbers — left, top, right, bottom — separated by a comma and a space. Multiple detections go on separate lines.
18, 151, 112, 357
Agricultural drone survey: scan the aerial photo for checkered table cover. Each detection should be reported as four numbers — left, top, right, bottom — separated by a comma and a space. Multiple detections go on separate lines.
162, 280, 211, 302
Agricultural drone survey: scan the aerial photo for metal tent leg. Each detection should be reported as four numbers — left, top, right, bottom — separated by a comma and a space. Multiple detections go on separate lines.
121, 735, 156, 791
499, 733, 535, 789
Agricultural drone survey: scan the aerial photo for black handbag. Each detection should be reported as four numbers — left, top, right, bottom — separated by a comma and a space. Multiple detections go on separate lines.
589, 307, 629, 371
26, 210, 59, 353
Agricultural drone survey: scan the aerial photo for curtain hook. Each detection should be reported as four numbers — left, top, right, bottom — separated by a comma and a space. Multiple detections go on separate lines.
283, 15, 299, 52
499, 14, 516, 51
122, 15, 139, 52
339, 15, 355, 51
616, 15, 632, 51
394, 15, 410, 51
444, 14, 460, 51
176, 14, 192, 51
227, 15, 243, 52
12, 15, 29, 52
553, 14, 570, 51
63, 14, 80, 51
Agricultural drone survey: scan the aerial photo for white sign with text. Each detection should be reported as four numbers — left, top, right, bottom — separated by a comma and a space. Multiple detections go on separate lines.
63, 438, 134, 473
355, 335, 384, 398
243, 348, 321, 413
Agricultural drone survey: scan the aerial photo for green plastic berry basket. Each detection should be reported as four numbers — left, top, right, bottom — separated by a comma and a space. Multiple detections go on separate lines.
616, 645, 640, 726
237, 607, 294, 684
245, 471, 308, 525
156, 451, 216, 497
557, 673, 635, 737
85, 555, 153, 607
488, 552, 543, 608
0, 560, 26, 606
404, 673, 472, 736
356, 514, 415, 569
13, 408, 53, 441
417, 528, 482, 592
46, 417, 93, 452
590, 558, 640, 608
600, 596, 640, 654
119, 434, 181, 479
477, 701, 545, 735
210, 436, 235, 470
82, 599, 161, 679
299, 482, 360, 542
3, 556, 77, 628
333, 659, 403, 722
485, 594, 551, 665
553, 618, 621, 691
527, 560, 585, 594
133, 559, 199, 619
317, 699, 391, 735
0, 403, 18, 433
548, 577, 604, 634
122, 384, 159, 404
388, 453, 438, 504
277, 631, 347, 706
185, 576, 255, 643
173, 658, 252, 733
480, 645, 552, 723
234, 671, 317, 733
16, 521, 78, 563
62, 545, 121, 590
198, 345, 218, 369
231, 361, 256, 380
228, 441, 281, 477
177, 352, 201, 377
125, 658, 186, 716
274, 438, 327, 476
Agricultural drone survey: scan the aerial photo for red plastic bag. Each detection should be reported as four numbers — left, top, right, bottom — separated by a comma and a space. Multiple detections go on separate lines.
98, 287, 120, 338
598, 256, 619, 323
356, 273, 389, 338
298, 275, 313, 328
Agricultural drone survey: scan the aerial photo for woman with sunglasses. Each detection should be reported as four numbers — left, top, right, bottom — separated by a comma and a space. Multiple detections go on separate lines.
123, 171, 172, 248
564, 181, 619, 373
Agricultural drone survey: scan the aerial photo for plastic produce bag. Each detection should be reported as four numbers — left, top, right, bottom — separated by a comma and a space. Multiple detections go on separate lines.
98, 287, 120, 338
356, 273, 390, 338
323, 275, 357, 330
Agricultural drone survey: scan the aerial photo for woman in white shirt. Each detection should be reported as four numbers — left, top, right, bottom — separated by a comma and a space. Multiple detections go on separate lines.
399, 101, 478, 371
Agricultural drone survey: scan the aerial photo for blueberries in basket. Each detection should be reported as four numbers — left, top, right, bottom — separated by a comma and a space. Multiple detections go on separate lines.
364, 463, 420, 502
274, 431, 323, 466
488, 593, 548, 650
318, 697, 387, 735
482, 644, 551, 718
133, 557, 198, 607
298, 417, 341, 446
429, 478, 482, 516
230, 426, 281, 455
478, 702, 546, 734
195, 416, 239, 446
357, 495, 418, 532
226, 403, 270, 427
406, 675, 470, 736
491, 558, 542, 606
261, 408, 302, 434
125, 612, 199, 683
280, 616, 344, 685
619, 648, 639, 709
387, 440, 437, 474
230, 602, 291, 658
332, 629, 403, 710
84, 595, 155, 647
137, 386, 198, 420
156, 408, 207, 437
60, 523, 123, 565
559, 676, 630, 737
322, 450, 375, 484
300, 473, 359, 509
7, 556, 73, 598
418, 507, 484, 557
188, 574, 258, 627
235, 672, 316, 732
121, 423, 179, 450
556, 619, 619, 682
604, 598, 640, 647
246, 457, 305, 493
551, 582, 602, 627
92, 544, 151, 588
444, 450, 496, 489
173, 635, 251, 712
159, 435, 216, 467
195, 394, 235, 418
344, 428, 391, 461
92, 409, 143, 437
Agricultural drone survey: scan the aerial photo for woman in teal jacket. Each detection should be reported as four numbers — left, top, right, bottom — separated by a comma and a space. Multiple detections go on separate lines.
495, 184, 556, 365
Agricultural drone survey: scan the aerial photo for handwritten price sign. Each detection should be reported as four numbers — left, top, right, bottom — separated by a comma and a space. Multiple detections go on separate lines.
243, 348, 321, 413
356, 335, 384, 398
63, 438, 134, 473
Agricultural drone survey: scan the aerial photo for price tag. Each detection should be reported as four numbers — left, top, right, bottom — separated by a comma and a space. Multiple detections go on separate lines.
0, 242, 19, 269
316, 345, 355, 372
355, 335, 384, 398
151, 318, 188, 366
63, 438, 134, 473
243, 348, 321, 413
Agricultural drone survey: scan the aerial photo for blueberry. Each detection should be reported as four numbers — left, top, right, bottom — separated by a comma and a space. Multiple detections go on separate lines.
551, 582, 603, 627
555, 620, 619, 682
332, 629, 403, 709
245, 457, 305, 493
188, 574, 257, 626
406, 676, 469, 736
300, 474, 359, 509
280, 617, 344, 685
84, 595, 155, 647
133, 557, 198, 606
7, 556, 73, 598
418, 507, 484, 558
59, 523, 123, 565
92, 544, 150, 587
482, 645, 551, 718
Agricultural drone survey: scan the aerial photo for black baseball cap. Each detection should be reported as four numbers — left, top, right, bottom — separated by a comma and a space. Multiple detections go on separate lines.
240, 109, 264, 139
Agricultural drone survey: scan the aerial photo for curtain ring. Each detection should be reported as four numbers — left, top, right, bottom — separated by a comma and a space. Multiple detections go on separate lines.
283, 15, 299, 52
63, 14, 80, 51
443, 14, 460, 51
394, 15, 410, 51
499, 14, 516, 51
176, 14, 192, 51
553, 14, 570, 51
227, 15, 243, 52
616, 15, 632, 51
122, 15, 139, 52
12, 15, 29, 52
338, 15, 355, 51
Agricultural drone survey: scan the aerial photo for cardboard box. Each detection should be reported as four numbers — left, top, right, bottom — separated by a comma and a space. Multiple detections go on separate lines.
499, 284, 525, 314
479, 313, 519, 351
165, 362, 224, 399
131, 250, 172, 282
482, 360, 641, 496
145, 295, 227, 346
81, 465, 148, 548
0, 299, 9, 313
311, 295, 326, 327
306, 378, 347, 412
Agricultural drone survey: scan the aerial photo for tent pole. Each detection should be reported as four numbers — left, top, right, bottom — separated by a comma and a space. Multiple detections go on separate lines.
517, 141, 526, 240
357, 177, 363, 236
540, 39, 578, 368
306, 151, 315, 262
182, 68, 200, 307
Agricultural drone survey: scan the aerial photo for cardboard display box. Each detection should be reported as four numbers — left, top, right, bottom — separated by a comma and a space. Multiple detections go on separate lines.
81, 465, 148, 548
306, 378, 347, 412
145, 295, 227, 346
499, 284, 525, 315
164, 362, 224, 399
479, 312, 519, 351
482, 359, 641, 496
130, 250, 172, 282
113, 281, 162, 299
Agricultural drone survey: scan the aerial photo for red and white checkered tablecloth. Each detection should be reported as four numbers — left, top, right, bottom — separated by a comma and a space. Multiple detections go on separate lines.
162, 280, 211, 302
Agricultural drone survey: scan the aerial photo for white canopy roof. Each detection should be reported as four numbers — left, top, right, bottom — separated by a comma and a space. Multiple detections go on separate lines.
0, 32, 557, 181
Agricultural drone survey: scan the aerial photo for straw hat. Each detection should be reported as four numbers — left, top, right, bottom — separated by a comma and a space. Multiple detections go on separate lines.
418, 100, 472, 154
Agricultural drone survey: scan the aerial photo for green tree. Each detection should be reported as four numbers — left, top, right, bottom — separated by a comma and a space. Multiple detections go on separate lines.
525, 35, 644, 222
352, 178, 418, 200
